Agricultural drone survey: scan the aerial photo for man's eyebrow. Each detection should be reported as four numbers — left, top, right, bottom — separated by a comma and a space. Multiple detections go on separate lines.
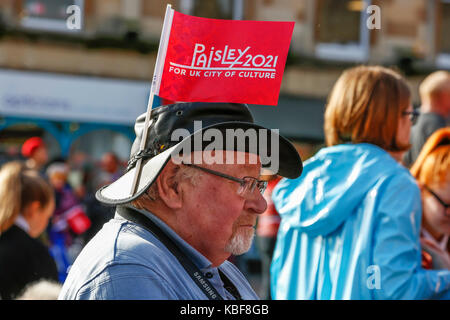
240, 164, 264, 179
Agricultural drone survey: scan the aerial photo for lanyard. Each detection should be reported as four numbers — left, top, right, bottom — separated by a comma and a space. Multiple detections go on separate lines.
116, 206, 225, 300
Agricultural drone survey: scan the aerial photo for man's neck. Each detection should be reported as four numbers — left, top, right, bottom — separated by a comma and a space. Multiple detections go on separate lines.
421, 103, 445, 118
142, 204, 228, 267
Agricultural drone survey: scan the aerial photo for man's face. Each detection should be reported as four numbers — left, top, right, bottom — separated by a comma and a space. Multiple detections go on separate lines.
177, 151, 267, 265
32, 145, 48, 167
101, 153, 118, 173
440, 88, 450, 117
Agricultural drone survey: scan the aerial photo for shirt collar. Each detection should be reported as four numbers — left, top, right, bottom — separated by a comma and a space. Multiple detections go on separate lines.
14, 215, 30, 233
124, 206, 214, 270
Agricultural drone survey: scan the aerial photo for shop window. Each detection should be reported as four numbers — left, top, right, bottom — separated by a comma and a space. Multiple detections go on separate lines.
70, 129, 131, 164
314, 0, 371, 62
20, 0, 84, 33
436, 0, 450, 69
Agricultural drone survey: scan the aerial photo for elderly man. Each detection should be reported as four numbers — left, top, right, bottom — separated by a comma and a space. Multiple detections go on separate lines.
404, 70, 450, 166
58, 102, 302, 300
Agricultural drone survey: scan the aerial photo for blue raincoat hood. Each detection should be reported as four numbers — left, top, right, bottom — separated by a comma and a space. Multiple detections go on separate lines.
273, 143, 403, 237
271, 143, 450, 300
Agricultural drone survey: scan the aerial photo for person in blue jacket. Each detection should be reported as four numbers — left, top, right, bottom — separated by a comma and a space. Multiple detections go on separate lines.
271, 65, 450, 300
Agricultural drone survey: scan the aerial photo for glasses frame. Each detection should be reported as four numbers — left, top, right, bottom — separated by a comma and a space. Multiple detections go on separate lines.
183, 163, 268, 196
402, 109, 420, 123
424, 185, 450, 213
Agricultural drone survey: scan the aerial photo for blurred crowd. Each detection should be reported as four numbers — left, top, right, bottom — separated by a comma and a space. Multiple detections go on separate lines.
0, 68, 449, 300
269, 68, 450, 300
0, 139, 124, 299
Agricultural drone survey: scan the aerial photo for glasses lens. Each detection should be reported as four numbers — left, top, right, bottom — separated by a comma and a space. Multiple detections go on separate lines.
425, 186, 450, 212
403, 110, 419, 123
237, 180, 248, 195
258, 181, 268, 194
238, 177, 266, 196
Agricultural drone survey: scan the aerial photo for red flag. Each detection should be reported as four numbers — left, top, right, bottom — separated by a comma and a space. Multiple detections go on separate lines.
154, 9, 294, 106
66, 205, 91, 235
129, 6, 294, 196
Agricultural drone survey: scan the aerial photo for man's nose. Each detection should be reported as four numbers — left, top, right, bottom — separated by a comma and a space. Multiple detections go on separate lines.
244, 190, 267, 214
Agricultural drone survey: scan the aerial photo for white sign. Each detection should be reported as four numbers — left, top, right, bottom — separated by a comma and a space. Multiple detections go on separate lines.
0, 69, 149, 125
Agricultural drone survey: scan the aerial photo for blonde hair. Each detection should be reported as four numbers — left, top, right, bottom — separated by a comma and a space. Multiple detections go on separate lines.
419, 71, 450, 105
410, 127, 450, 187
16, 280, 62, 300
325, 65, 411, 152
0, 161, 54, 233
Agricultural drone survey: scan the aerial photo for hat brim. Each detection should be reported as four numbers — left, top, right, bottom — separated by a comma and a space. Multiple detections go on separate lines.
96, 122, 302, 205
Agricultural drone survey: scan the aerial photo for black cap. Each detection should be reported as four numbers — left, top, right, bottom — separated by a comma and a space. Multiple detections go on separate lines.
96, 102, 302, 205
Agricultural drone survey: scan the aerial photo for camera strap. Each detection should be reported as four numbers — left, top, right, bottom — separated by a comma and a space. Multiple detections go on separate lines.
116, 206, 224, 300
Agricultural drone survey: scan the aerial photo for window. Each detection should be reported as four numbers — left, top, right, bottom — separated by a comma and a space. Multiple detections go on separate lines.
314, 0, 371, 62
142, 0, 172, 18
436, 0, 450, 69
20, 0, 83, 33
179, 0, 244, 20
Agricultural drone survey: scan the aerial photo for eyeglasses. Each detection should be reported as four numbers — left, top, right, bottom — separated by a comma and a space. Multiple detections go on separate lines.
402, 109, 420, 123
183, 163, 268, 196
424, 185, 450, 213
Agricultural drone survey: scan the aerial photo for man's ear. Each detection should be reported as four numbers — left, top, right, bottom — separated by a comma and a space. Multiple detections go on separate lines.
156, 161, 183, 209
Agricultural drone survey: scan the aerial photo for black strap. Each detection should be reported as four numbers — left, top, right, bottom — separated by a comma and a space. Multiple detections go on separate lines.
117, 206, 224, 300
219, 269, 242, 300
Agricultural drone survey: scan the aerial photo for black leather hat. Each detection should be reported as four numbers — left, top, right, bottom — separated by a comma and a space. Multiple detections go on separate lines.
96, 102, 302, 205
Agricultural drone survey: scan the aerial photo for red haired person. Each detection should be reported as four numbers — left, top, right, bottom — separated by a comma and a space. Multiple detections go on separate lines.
411, 127, 450, 270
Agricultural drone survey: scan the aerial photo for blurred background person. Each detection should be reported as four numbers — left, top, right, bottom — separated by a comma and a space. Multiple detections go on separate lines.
66, 151, 93, 200
93, 152, 123, 190
46, 161, 90, 282
0, 161, 58, 300
80, 151, 122, 244
404, 71, 450, 166
16, 280, 62, 300
0, 145, 21, 167
270, 65, 450, 300
21, 137, 49, 173
410, 127, 450, 270
255, 173, 281, 300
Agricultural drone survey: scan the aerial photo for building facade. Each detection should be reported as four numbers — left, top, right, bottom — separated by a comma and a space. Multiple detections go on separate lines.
0, 0, 448, 162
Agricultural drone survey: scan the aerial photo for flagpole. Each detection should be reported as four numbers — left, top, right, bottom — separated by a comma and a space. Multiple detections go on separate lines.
130, 4, 174, 196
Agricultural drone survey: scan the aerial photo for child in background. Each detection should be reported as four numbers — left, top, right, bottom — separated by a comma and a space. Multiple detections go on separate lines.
46, 162, 90, 282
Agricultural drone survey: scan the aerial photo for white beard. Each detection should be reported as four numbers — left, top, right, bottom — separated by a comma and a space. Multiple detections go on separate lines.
224, 227, 255, 256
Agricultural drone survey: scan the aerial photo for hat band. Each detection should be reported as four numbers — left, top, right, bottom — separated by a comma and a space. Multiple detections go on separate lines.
127, 149, 155, 171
